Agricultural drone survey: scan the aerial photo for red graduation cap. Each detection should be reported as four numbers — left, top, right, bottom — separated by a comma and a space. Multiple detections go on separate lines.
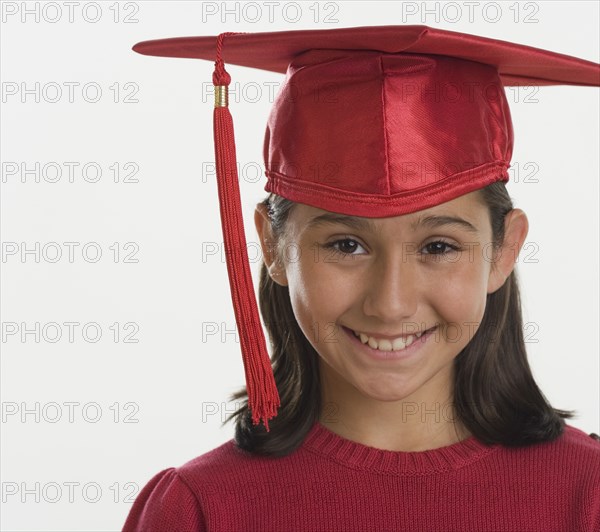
132, 25, 600, 432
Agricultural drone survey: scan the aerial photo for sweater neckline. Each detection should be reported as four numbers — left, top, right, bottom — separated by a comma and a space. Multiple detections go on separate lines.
302, 420, 499, 475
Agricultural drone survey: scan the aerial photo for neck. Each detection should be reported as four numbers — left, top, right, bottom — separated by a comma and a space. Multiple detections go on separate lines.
318, 362, 471, 452
318, 411, 471, 452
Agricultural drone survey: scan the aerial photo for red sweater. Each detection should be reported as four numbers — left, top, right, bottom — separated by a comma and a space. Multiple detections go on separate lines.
123, 421, 600, 531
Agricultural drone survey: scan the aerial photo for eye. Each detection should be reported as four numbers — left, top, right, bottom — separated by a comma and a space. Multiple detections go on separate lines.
422, 240, 460, 255
323, 238, 367, 257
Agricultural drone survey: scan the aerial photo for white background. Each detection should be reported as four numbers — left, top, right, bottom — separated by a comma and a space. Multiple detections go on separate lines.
1, 1, 598, 530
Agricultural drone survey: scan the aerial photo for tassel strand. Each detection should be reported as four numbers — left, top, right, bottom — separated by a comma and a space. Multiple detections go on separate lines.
211, 32, 280, 432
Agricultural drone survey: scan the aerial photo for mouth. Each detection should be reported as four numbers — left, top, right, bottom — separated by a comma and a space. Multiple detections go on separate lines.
344, 325, 437, 353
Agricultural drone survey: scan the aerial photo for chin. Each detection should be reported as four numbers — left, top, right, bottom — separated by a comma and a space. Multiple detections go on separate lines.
355, 382, 418, 402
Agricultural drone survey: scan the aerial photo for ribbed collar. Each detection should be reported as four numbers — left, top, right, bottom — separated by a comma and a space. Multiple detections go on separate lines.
302, 421, 499, 476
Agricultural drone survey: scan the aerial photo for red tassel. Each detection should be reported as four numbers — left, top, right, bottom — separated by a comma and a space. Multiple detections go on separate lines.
212, 33, 280, 432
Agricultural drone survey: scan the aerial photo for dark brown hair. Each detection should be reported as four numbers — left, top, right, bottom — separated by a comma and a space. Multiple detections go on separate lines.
223, 181, 575, 456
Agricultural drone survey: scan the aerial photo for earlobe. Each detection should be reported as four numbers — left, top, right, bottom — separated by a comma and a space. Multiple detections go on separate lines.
254, 203, 289, 287
487, 208, 529, 294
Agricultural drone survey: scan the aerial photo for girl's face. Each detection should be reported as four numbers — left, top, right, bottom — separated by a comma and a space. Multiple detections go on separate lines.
256, 190, 526, 414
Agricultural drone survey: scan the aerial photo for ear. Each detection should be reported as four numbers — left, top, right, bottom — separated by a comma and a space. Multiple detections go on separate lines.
487, 208, 529, 294
254, 203, 288, 287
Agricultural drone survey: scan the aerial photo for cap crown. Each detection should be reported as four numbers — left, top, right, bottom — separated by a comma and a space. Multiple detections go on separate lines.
264, 50, 513, 216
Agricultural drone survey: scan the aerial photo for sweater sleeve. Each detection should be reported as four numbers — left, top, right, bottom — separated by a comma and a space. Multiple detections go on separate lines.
122, 467, 207, 532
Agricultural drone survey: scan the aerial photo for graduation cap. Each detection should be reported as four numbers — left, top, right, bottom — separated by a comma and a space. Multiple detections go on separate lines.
132, 25, 600, 432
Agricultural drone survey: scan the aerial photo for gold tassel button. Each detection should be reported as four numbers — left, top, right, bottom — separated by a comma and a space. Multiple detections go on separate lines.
214, 85, 228, 108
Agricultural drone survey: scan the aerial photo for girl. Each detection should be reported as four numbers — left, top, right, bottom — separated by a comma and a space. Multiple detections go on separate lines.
124, 25, 600, 531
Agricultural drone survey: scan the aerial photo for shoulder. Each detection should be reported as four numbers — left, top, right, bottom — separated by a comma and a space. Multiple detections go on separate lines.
530, 423, 599, 458
552, 424, 600, 464
562, 424, 600, 447
175, 438, 299, 497
560, 425, 600, 475
125, 435, 295, 528
123, 466, 207, 531
123, 438, 262, 530
497, 423, 600, 481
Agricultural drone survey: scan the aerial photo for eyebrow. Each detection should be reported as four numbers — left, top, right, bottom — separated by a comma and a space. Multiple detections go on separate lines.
305, 213, 478, 234
306, 213, 374, 232
411, 214, 479, 234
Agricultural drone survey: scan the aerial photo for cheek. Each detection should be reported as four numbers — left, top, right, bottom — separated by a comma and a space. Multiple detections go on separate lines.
429, 258, 490, 337
285, 256, 354, 340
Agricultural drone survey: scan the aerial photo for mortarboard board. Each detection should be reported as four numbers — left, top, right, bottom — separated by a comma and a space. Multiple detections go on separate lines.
132, 25, 600, 432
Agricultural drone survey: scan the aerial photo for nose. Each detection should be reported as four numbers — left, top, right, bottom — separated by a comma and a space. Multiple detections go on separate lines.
362, 251, 419, 322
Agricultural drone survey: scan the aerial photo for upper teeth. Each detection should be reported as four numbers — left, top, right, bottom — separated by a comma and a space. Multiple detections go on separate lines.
352, 329, 426, 351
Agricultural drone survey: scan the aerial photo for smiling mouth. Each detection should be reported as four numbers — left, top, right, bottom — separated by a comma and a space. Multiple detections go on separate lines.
348, 326, 437, 352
